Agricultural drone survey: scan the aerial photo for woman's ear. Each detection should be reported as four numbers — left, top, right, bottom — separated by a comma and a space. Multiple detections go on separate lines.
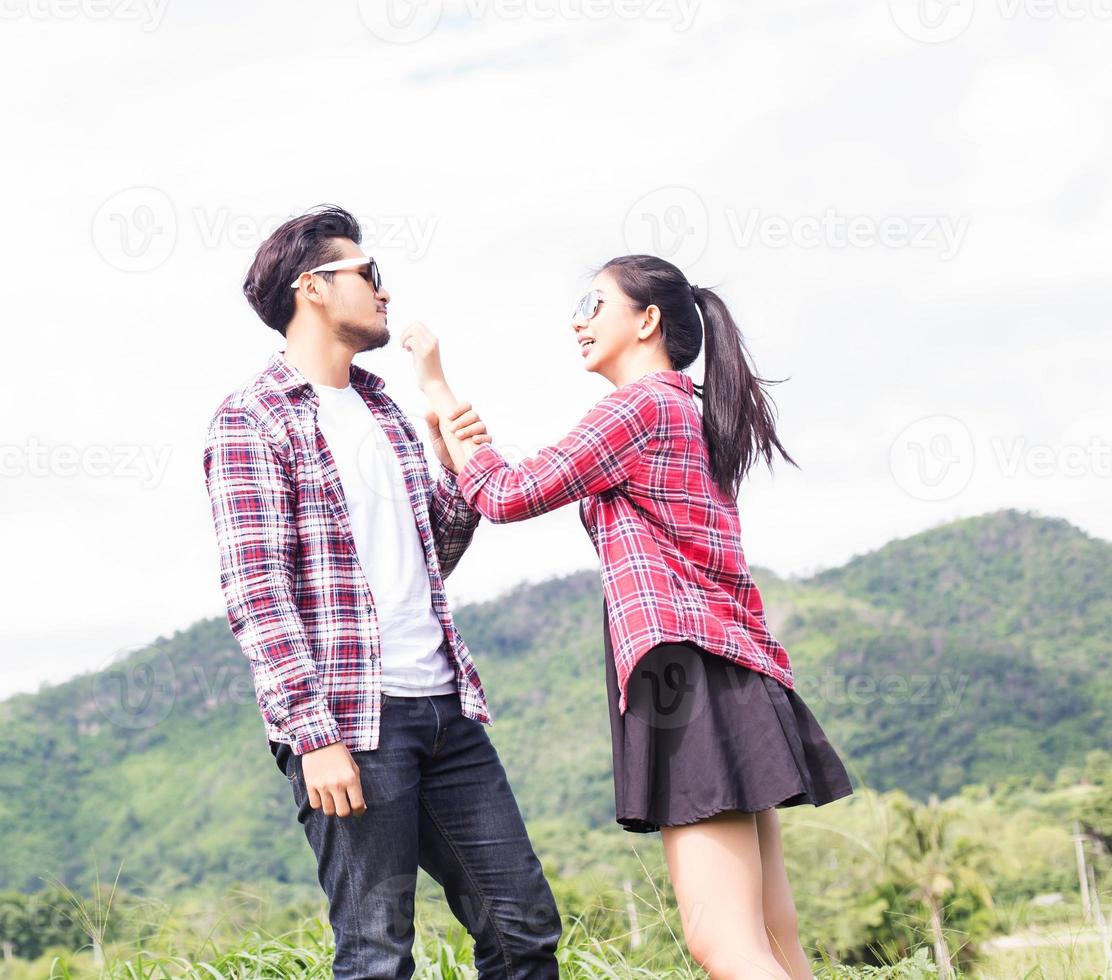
639, 304, 663, 340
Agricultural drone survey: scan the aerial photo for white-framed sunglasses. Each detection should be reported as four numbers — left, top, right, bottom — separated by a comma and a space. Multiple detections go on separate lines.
289, 255, 382, 292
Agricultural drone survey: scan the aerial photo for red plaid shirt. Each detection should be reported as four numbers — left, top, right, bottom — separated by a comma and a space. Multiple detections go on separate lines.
456, 369, 794, 714
202, 351, 490, 755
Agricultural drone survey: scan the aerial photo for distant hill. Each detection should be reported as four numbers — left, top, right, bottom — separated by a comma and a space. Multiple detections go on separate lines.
1, 508, 1108, 896
797, 509, 1111, 795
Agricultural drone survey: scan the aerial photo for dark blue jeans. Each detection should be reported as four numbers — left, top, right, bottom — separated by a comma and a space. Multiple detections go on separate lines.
273, 691, 562, 979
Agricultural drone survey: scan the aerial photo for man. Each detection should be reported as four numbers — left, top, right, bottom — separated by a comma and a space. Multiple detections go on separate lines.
202, 205, 562, 979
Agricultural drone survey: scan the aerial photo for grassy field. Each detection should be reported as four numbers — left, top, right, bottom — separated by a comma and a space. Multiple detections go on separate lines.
12, 926, 1110, 980
6, 923, 948, 980
2, 883, 1107, 980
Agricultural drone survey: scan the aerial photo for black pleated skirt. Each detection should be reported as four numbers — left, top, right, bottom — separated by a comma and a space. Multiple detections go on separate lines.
603, 600, 854, 833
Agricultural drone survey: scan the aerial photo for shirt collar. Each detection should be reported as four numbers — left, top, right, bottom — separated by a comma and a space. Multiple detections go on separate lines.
642, 369, 694, 395
264, 350, 385, 396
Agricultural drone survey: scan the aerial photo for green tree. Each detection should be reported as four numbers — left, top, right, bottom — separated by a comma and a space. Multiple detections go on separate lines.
884, 793, 994, 979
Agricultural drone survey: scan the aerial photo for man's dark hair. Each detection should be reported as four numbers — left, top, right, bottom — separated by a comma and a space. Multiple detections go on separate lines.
243, 205, 363, 335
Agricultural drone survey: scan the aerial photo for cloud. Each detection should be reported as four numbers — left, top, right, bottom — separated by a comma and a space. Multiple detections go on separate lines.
1, 0, 1109, 697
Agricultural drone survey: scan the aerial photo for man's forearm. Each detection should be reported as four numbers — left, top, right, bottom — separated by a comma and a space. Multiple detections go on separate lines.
222, 569, 344, 754
423, 379, 482, 472
204, 407, 342, 756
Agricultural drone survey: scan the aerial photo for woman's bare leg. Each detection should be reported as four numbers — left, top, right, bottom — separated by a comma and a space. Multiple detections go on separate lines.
660, 810, 791, 980
755, 807, 814, 979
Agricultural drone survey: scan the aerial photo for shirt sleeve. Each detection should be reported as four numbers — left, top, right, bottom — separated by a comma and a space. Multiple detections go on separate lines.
455, 383, 661, 523
202, 404, 343, 755
427, 465, 481, 577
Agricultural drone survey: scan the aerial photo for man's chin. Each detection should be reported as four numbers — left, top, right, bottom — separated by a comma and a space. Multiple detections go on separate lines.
340, 321, 390, 353
364, 326, 390, 352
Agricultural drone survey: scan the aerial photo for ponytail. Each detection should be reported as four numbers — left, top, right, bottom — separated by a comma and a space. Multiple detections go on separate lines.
599, 254, 797, 500
692, 286, 798, 499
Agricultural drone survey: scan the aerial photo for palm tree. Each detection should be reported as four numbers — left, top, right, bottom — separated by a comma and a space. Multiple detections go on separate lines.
883, 791, 994, 979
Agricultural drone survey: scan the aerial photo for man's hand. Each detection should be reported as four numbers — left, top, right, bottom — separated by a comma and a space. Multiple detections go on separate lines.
300, 741, 366, 818
425, 402, 492, 473
399, 321, 446, 394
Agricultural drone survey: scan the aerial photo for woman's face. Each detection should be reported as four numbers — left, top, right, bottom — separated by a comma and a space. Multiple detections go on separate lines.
571, 269, 647, 378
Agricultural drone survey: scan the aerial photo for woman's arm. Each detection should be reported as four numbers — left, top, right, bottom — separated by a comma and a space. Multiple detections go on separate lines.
400, 320, 661, 523
453, 384, 661, 523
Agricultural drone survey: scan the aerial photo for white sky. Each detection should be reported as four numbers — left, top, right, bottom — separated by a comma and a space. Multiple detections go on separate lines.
2, 0, 1110, 698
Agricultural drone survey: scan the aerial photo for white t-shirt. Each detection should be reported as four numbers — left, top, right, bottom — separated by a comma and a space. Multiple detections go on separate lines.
312, 381, 456, 697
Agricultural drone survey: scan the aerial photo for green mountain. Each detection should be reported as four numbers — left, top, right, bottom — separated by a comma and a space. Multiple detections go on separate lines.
1, 508, 1108, 897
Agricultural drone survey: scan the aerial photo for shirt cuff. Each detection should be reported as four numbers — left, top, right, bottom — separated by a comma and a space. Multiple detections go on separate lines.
439, 465, 461, 490
456, 443, 508, 508
286, 701, 344, 756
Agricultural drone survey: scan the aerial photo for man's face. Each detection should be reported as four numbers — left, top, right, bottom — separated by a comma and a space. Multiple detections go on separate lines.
321, 238, 391, 353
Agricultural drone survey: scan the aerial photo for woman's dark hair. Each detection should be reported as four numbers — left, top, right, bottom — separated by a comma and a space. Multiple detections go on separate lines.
599, 254, 798, 499
243, 205, 363, 335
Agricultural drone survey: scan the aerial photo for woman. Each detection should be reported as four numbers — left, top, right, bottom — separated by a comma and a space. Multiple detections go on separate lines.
401, 255, 853, 980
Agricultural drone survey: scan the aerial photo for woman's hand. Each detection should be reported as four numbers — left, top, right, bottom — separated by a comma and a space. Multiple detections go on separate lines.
425, 402, 492, 474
